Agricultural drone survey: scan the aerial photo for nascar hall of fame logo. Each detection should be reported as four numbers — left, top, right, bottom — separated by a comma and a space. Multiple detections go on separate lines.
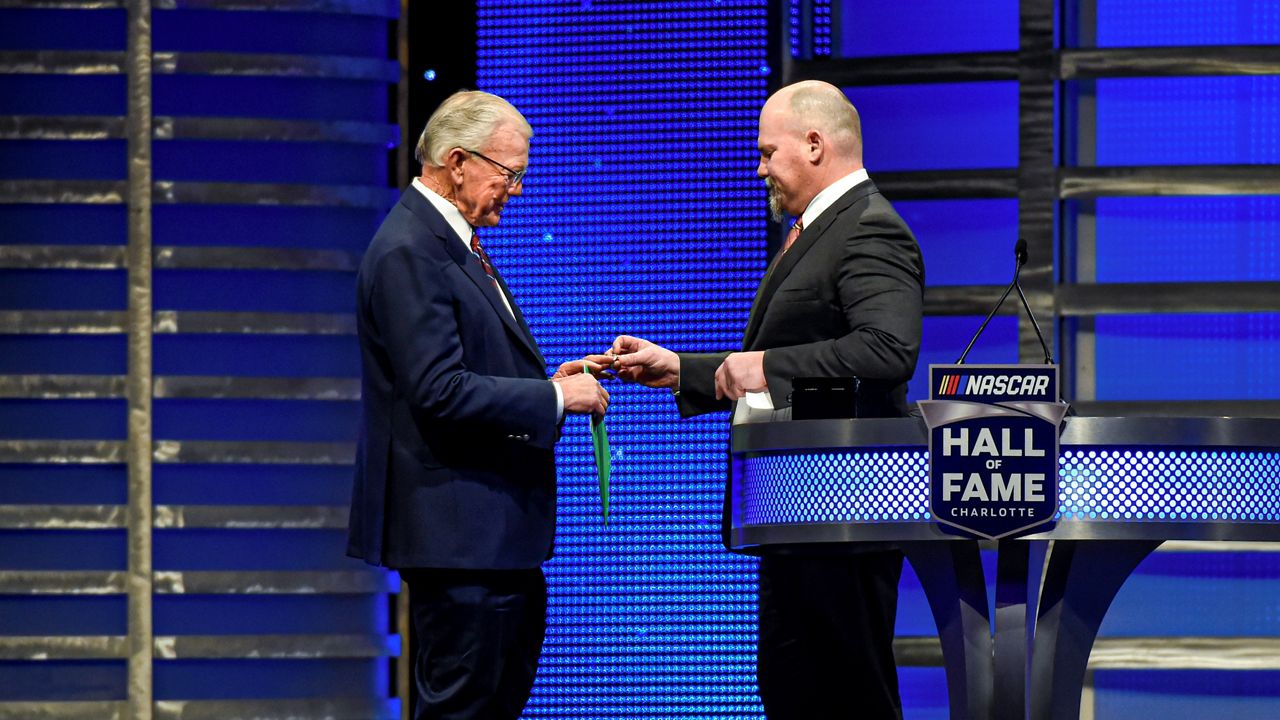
918, 364, 1069, 540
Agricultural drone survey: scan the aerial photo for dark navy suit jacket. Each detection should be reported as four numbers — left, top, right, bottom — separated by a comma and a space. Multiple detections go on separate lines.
348, 187, 559, 570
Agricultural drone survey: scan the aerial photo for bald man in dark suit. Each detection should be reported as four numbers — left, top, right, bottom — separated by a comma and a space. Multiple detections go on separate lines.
609, 80, 924, 719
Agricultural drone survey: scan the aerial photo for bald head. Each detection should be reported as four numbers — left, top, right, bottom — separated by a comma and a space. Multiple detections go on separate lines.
756, 81, 865, 219
766, 80, 863, 164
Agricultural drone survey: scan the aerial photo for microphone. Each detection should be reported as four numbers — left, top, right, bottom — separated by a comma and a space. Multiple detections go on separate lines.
956, 238, 1053, 365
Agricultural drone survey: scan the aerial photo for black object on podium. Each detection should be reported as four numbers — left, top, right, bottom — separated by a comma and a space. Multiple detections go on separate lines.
790, 377, 859, 420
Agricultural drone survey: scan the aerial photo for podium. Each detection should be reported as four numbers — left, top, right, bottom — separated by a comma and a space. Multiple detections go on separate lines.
730, 416, 1280, 720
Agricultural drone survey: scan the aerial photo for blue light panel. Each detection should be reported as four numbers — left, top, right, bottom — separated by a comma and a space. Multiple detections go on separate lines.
1096, 0, 1280, 47
898, 199, 1020, 287
1087, 1, 1280, 714
909, 316, 1020, 404
1096, 77, 1280, 167
1095, 197, 1280, 283
835, 0, 1018, 57
845, 82, 1019, 171
1094, 315, 1280, 401
475, 2, 767, 716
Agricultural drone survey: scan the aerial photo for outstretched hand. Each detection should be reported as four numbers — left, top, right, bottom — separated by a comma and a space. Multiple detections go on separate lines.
552, 355, 616, 381
609, 335, 680, 389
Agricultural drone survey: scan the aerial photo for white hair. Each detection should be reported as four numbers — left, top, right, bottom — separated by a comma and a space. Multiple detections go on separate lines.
414, 90, 533, 167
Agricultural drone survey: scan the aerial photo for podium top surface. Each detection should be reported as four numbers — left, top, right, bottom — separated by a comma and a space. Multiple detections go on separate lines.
732, 415, 1280, 454
729, 416, 1280, 548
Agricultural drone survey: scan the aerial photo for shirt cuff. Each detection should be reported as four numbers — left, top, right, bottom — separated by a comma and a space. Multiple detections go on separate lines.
552, 381, 564, 422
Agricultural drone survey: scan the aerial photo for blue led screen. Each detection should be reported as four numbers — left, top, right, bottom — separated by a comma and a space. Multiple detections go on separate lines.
909, 316, 1018, 405
1094, 314, 1280, 400
835, 0, 1019, 57
1095, 77, 1280, 166
475, 2, 769, 717
1089, 3, 1280, 407
845, 82, 1019, 171
1096, 0, 1280, 46
0, 6, 128, 702
1095, 197, 1280, 283
898, 199, 1019, 287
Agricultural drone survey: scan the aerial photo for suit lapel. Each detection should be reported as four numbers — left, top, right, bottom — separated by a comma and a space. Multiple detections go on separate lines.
742, 180, 880, 349
399, 189, 545, 366
490, 267, 545, 366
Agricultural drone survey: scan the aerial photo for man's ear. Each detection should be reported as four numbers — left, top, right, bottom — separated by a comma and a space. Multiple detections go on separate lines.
805, 130, 824, 163
443, 147, 468, 183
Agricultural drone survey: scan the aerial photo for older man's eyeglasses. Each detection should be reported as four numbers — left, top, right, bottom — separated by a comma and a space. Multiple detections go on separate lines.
466, 149, 526, 188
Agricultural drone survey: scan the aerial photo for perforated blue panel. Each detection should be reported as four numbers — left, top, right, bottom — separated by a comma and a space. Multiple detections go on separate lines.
742, 451, 929, 525
475, 2, 767, 717
737, 448, 1280, 527
1059, 449, 1280, 521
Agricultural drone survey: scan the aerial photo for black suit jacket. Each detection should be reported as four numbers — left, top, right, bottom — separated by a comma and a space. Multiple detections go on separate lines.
675, 179, 925, 546
347, 187, 559, 570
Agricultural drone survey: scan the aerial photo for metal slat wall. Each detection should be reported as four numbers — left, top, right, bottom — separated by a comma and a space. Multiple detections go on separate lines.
785, 0, 1280, 717
0, 2, 401, 717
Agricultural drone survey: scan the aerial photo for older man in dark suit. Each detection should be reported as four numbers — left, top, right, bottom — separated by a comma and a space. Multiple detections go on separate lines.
348, 90, 609, 720
610, 80, 925, 718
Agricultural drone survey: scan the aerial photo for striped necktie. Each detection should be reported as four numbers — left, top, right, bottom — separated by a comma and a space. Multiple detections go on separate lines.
469, 231, 499, 290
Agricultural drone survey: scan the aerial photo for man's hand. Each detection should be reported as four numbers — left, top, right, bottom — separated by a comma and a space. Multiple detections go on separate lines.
554, 372, 609, 418
714, 351, 767, 401
610, 335, 680, 389
552, 355, 615, 381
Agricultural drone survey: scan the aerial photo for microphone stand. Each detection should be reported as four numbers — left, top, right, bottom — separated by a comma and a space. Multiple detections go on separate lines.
1014, 281, 1054, 365
955, 247, 1024, 365
956, 238, 1056, 366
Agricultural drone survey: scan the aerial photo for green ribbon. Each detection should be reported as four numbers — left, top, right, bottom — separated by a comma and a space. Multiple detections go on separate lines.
586, 361, 611, 523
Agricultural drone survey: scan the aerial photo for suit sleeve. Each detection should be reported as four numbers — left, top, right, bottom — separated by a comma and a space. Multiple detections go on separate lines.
674, 351, 733, 418
369, 245, 559, 449
762, 216, 923, 407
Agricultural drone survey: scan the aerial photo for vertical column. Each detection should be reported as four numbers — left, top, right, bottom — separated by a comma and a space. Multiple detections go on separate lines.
1018, 0, 1057, 365
1061, 0, 1098, 402
125, 0, 154, 718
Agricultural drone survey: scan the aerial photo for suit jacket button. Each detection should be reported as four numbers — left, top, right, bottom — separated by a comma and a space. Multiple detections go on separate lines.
520, 434, 530, 441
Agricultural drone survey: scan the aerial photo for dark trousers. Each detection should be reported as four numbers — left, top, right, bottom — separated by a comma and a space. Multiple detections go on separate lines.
756, 551, 904, 720
401, 567, 547, 720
